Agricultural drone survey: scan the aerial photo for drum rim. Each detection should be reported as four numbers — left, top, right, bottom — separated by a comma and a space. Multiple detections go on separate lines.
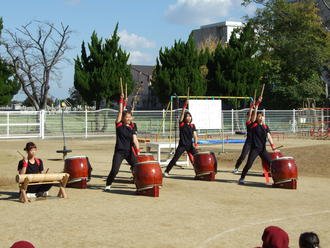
135, 161, 160, 165
138, 153, 154, 156
194, 151, 214, 155
136, 184, 162, 191
65, 156, 88, 160
272, 156, 294, 161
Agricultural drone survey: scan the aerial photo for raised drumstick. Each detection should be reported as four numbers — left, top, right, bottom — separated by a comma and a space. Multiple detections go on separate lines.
120, 77, 123, 95
260, 84, 265, 98
125, 83, 127, 99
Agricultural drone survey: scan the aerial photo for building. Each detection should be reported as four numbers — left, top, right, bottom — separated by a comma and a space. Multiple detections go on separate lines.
128, 65, 162, 110
191, 21, 244, 50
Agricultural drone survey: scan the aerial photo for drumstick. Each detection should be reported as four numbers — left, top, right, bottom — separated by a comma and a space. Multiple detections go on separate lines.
120, 77, 123, 95
187, 87, 190, 100
274, 145, 284, 150
45, 168, 49, 173
125, 83, 127, 100
260, 84, 265, 98
17, 150, 25, 158
253, 89, 257, 104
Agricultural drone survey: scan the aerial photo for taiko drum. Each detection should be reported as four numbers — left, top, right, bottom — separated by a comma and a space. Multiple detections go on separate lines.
193, 152, 217, 177
271, 156, 298, 186
133, 161, 163, 191
64, 156, 92, 188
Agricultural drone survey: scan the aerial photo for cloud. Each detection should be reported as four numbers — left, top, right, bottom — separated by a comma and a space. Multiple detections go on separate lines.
118, 30, 156, 50
64, 0, 81, 6
165, 0, 243, 26
128, 50, 155, 65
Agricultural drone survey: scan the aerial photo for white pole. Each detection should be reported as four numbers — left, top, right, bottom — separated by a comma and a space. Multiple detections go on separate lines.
162, 109, 165, 136
85, 108, 88, 138
231, 109, 234, 135
293, 109, 296, 134
40, 110, 45, 139
321, 109, 324, 135
6, 112, 9, 137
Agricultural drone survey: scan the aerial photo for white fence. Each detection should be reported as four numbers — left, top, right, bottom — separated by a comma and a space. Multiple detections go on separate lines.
0, 108, 328, 139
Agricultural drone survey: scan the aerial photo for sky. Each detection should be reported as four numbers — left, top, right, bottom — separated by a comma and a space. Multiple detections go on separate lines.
0, 0, 258, 100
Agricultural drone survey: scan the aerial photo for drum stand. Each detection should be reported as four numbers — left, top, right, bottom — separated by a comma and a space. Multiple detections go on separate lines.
56, 106, 72, 160
273, 179, 297, 189
195, 172, 216, 181
136, 186, 160, 197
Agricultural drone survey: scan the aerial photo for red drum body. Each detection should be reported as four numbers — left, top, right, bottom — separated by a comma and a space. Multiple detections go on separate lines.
136, 153, 155, 163
271, 157, 298, 189
64, 156, 92, 189
133, 161, 163, 197
193, 152, 217, 181
262, 151, 283, 173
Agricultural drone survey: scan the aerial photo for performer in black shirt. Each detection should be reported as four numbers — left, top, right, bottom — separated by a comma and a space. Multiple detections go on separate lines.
238, 98, 276, 185
232, 97, 261, 174
17, 142, 52, 197
164, 100, 198, 177
104, 93, 140, 191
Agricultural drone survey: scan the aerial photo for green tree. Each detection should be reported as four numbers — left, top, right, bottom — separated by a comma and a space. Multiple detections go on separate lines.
243, 0, 330, 109
74, 24, 134, 109
152, 35, 207, 105
206, 22, 264, 107
0, 18, 20, 106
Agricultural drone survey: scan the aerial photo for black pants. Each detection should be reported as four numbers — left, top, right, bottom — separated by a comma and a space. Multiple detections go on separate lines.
165, 145, 197, 173
27, 184, 52, 194
106, 150, 137, 186
240, 147, 271, 180
234, 141, 252, 170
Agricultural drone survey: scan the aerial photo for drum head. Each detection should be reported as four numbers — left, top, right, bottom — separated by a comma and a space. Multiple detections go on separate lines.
65, 156, 87, 161
195, 151, 213, 155
136, 161, 159, 166
272, 156, 294, 161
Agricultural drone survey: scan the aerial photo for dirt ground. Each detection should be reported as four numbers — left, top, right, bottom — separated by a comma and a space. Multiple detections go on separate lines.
0, 136, 329, 248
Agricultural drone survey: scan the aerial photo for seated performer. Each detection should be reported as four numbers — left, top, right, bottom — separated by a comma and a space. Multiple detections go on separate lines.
163, 99, 198, 177
17, 142, 52, 198
256, 226, 289, 248
238, 97, 276, 185
104, 93, 140, 192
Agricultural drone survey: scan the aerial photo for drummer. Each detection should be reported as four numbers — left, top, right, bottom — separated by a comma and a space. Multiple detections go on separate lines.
232, 98, 257, 174
17, 142, 52, 198
238, 97, 276, 185
163, 99, 198, 177
104, 93, 140, 192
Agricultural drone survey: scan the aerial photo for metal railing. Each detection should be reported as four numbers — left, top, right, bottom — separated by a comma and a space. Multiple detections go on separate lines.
0, 108, 328, 139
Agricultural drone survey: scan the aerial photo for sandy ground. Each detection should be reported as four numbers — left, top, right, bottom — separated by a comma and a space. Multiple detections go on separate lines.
0, 136, 329, 248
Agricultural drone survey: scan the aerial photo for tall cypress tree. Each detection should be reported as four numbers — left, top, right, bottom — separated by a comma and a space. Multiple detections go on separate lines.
74, 24, 134, 109
153, 35, 207, 105
206, 22, 264, 104
0, 18, 20, 106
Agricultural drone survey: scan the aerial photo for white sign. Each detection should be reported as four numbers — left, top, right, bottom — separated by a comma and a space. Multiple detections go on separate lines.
188, 100, 222, 129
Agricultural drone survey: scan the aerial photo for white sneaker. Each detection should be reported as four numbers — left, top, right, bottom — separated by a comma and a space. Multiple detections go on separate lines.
232, 169, 239, 174
26, 193, 36, 198
42, 191, 48, 197
103, 185, 111, 192
163, 172, 170, 177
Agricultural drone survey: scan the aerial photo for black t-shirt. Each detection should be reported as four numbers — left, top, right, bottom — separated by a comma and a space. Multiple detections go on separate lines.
17, 158, 44, 174
246, 121, 253, 142
179, 121, 196, 147
130, 122, 138, 134
250, 122, 270, 149
115, 121, 136, 152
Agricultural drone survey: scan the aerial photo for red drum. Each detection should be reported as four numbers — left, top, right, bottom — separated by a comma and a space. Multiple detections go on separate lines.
262, 151, 283, 173
133, 161, 163, 197
64, 156, 92, 189
271, 157, 298, 189
193, 152, 217, 181
136, 153, 155, 163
